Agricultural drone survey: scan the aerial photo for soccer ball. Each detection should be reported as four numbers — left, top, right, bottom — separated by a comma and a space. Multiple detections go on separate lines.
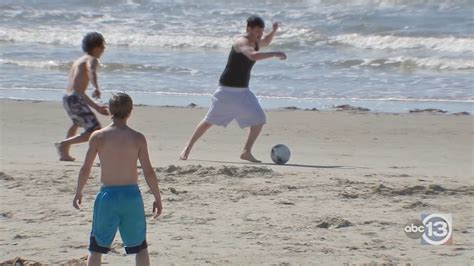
271, 144, 291, 165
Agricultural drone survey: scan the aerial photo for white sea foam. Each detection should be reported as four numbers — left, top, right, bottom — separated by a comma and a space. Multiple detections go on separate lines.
330, 34, 474, 53
331, 56, 474, 70
0, 27, 234, 48
0, 26, 322, 49
0, 58, 69, 70
0, 58, 201, 74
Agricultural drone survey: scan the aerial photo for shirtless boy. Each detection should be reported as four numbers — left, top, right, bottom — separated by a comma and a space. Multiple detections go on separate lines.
73, 93, 162, 266
56, 32, 109, 161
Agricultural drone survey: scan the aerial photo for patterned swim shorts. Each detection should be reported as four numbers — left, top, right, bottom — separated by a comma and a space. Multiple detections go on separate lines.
62, 93, 100, 132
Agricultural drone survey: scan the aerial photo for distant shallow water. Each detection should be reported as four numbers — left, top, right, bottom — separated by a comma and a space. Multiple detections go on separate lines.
1, 0, 473, 113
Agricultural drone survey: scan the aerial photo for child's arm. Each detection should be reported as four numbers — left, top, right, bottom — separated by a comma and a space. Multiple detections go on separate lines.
81, 58, 108, 115
87, 57, 102, 99
73, 133, 99, 209
138, 134, 162, 217
77, 91, 109, 115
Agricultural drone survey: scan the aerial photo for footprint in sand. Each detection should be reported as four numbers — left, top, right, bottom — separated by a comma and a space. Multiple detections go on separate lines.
0, 212, 13, 219
0, 172, 14, 181
316, 217, 353, 229
403, 201, 430, 209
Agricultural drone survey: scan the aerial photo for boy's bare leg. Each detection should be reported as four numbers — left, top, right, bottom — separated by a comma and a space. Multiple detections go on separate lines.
56, 130, 94, 161
135, 248, 150, 266
240, 124, 263, 163
67, 124, 79, 137
87, 252, 101, 266
180, 120, 213, 160
64, 123, 79, 157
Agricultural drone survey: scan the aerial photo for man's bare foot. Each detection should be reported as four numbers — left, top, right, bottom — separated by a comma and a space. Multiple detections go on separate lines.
179, 146, 191, 160
240, 152, 261, 163
55, 143, 75, 161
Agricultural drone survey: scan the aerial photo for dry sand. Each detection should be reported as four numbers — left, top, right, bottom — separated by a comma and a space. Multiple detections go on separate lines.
0, 99, 473, 265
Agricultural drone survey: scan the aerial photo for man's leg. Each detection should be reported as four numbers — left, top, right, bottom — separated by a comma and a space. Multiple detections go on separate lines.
240, 124, 263, 163
135, 248, 150, 266
180, 120, 213, 160
87, 252, 102, 266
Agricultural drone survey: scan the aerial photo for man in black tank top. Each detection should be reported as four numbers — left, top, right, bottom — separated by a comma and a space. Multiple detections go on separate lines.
180, 15, 287, 163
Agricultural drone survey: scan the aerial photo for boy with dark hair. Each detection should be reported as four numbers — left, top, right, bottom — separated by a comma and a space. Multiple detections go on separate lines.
180, 15, 287, 162
55, 31, 109, 161
73, 93, 162, 266
82, 32, 106, 54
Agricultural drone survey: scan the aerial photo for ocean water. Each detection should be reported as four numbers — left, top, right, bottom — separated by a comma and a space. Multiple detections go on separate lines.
1, 0, 473, 113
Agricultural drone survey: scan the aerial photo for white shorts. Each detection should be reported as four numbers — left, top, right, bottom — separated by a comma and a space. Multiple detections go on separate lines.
204, 86, 266, 128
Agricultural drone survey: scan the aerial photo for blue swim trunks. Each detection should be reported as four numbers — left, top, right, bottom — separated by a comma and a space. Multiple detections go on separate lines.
89, 184, 148, 254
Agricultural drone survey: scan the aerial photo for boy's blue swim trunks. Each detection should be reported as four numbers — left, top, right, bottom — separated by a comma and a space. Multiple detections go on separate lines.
89, 184, 148, 254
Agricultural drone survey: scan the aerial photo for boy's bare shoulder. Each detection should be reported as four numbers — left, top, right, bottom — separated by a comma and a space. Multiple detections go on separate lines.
90, 127, 107, 139
74, 55, 87, 63
86, 55, 98, 63
85, 129, 104, 147
74, 55, 97, 67
72, 56, 89, 69
85, 56, 99, 68
129, 128, 146, 141
89, 127, 146, 144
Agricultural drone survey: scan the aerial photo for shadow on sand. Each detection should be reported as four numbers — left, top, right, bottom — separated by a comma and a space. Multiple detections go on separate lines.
66, 160, 365, 170
188, 159, 358, 170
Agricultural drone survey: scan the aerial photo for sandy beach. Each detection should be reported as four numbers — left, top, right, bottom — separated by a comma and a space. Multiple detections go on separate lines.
0, 99, 473, 265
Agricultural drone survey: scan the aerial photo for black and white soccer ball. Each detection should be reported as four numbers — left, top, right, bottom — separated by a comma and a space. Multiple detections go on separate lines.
270, 144, 291, 165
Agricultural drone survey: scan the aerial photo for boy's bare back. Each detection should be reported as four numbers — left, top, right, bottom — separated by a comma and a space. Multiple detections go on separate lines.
90, 124, 146, 186
66, 55, 98, 95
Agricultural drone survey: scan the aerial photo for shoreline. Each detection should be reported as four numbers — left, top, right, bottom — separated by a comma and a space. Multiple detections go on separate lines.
1, 98, 472, 116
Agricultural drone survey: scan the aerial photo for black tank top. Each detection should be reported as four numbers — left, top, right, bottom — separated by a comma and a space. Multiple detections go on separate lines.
219, 42, 259, 88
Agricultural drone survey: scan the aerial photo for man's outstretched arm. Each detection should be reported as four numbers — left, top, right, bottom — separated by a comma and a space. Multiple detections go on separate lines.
259, 22, 280, 48
236, 37, 287, 61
